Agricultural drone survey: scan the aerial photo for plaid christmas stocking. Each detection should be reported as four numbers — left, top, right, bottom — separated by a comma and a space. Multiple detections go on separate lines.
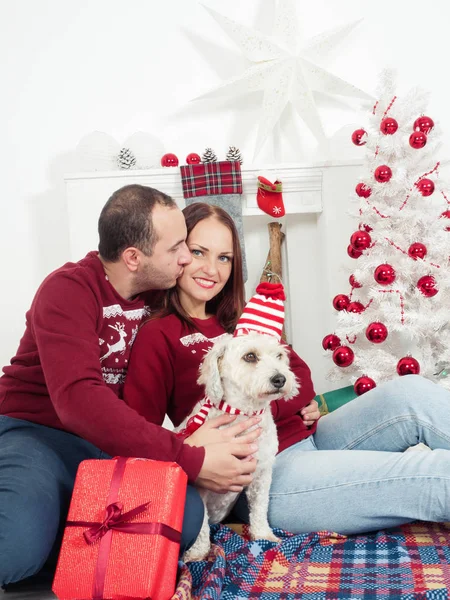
180, 160, 247, 281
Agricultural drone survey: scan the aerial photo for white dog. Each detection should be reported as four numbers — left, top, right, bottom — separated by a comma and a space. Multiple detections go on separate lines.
175, 330, 299, 562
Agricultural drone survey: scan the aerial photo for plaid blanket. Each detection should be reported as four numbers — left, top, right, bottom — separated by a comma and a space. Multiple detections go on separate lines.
180, 161, 242, 198
172, 522, 450, 599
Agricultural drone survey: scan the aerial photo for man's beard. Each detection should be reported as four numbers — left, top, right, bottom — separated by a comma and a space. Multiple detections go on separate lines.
132, 260, 177, 295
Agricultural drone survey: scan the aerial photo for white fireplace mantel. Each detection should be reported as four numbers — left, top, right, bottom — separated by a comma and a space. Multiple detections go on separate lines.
65, 161, 328, 218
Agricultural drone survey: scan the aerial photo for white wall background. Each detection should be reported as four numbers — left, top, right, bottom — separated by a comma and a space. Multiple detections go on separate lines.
2, 0, 450, 391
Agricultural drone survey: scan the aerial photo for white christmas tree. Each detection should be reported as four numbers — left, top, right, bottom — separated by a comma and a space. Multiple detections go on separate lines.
323, 70, 450, 395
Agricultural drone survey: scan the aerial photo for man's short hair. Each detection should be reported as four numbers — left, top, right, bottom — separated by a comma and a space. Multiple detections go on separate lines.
98, 184, 177, 262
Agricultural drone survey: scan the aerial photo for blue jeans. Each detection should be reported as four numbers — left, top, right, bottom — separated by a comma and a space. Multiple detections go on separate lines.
0, 416, 204, 587
233, 375, 450, 534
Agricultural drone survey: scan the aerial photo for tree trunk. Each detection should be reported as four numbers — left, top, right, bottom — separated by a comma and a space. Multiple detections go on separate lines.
258, 222, 287, 342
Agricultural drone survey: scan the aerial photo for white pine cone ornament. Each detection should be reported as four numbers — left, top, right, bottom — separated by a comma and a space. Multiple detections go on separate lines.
202, 147, 218, 163
117, 147, 137, 170
226, 145, 242, 164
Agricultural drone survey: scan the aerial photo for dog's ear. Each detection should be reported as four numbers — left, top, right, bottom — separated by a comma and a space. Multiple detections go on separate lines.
197, 334, 231, 403
284, 376, 300, 401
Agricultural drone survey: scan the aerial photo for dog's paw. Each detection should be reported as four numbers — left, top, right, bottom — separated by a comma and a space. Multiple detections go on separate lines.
183, 547, 209, 563
250, 530, 280, 543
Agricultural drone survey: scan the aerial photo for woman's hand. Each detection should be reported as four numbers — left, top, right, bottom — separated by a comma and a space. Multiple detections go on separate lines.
184, 414, 262, 448
300, 399, 321, 427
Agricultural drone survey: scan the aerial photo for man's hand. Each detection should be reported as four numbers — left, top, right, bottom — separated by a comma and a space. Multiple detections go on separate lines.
300, 399, 321, 427
184, 414, 262, 494
183, 413, 262, 448
195, 440, 258, 494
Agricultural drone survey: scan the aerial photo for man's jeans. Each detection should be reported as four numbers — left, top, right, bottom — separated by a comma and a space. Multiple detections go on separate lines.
234, 375, 450, 533
0, 416, 204, 586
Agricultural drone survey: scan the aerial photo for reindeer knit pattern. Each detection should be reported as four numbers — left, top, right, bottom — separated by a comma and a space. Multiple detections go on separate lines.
98, 305, 147, 394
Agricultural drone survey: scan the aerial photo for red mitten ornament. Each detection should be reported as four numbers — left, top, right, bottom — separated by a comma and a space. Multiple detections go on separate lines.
257, 176, 285, 218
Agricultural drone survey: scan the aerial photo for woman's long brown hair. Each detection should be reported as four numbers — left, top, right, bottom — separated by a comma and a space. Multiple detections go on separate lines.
147, 203, 245, 333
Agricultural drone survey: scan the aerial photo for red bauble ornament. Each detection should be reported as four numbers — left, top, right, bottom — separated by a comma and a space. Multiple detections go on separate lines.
333, 294, 350, 311
408, 242, 427, 260
414, 115, 434, 135
332, 346, 355, 367
416, 178, 435, 197
397, 356, 420, 376
440, 210, 450, 231
349, 274, 362, 288
355, 182, 372, 198
347, 301, 365, 314
374, 165, 392, 183
161, 153, 179, 167
322, 334, 341, 351
417, 275, 438, 297
351, 129, 367, 146
350, 230, 372, 251
374, 264, 396, 285
354, 376, 376, 396
380, 117, 398, 135
347, 245, 362, 259
365, 322, 388, 344
409, 131, 427, 149
186, 153, 201, 165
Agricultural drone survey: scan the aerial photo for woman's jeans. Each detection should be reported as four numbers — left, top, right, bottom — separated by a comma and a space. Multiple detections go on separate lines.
0, 416, 204, 587
233, 374, 450, 534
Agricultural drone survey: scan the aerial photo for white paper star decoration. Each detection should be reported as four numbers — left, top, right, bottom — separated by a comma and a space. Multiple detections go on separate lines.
191, 0, 374, 159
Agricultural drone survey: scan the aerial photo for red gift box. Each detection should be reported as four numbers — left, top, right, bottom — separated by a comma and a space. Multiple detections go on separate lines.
52, 457, 187, 600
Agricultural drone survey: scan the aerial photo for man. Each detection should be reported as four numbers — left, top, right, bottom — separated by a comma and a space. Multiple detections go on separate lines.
0, 184, 260, 588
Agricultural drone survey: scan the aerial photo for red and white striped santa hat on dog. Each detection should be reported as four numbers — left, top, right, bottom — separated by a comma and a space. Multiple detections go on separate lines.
233, 282, 285, 341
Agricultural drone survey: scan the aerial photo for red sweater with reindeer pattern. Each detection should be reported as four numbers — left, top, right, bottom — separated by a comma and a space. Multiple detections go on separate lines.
0, 252, 204, 482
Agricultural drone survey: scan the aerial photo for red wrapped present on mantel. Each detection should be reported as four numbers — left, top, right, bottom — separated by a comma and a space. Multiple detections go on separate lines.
52, 457, 187, 600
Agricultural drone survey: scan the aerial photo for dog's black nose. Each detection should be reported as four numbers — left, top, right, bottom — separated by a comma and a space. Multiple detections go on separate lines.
270, 374, 286, 389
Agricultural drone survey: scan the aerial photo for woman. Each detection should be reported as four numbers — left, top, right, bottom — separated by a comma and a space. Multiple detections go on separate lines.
124, 202, 450, 535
